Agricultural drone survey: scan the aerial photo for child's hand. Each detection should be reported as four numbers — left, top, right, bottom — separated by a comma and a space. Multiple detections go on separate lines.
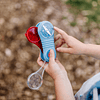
37, 49, 67, 80
37, 50, 75, 100
54, 26, 85, 55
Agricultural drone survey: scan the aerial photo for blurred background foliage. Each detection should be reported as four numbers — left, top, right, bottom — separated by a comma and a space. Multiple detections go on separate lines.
65, 0, 100, 28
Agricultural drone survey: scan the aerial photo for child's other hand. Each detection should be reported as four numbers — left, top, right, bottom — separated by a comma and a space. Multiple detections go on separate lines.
37, 49, 67, 80
54, 26, 85, 55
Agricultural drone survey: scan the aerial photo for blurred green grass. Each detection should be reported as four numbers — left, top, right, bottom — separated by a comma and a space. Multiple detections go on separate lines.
65, 0, 100, 27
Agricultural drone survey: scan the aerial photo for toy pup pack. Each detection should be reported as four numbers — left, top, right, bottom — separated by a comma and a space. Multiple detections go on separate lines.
25, 21, 56, 62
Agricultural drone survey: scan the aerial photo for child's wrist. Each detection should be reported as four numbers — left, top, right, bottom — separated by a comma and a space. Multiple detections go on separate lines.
81, 43, 88, 55
54, 72, 68, 81
82, 44, 93, 55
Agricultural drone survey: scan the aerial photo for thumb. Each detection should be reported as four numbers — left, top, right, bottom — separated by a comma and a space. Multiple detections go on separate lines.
57, 47, 72, 53
49, 49, 55, 62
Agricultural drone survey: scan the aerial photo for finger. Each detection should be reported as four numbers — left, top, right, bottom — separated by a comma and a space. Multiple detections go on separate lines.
49, 49, 55, 63
56, 47, 72, 53
54, 34, 62, 42
56, 39, 65, 48
54, 26, 69, 41
37, 53, 44, 66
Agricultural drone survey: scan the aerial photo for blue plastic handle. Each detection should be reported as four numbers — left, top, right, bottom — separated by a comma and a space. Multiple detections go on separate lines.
36, 21, 56, 62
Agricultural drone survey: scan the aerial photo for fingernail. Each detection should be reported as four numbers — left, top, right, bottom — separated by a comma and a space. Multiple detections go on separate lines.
57, 48, 59, 51
48, 53, 50, 57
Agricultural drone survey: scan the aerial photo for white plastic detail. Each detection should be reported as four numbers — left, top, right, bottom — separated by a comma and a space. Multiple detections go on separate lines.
93, 88, 98, 100
43, 25, 51, 36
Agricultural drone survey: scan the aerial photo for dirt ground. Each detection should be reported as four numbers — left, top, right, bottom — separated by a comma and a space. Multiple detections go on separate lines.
0, 0, 100, 100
